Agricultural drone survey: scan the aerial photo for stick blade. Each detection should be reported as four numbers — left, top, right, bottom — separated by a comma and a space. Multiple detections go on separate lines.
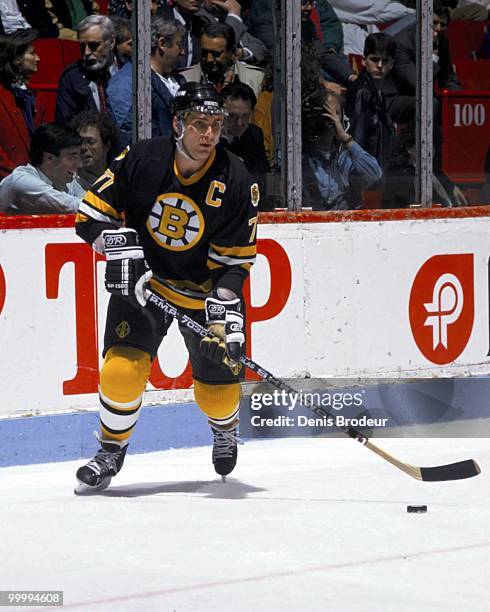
420, 459, 481, 482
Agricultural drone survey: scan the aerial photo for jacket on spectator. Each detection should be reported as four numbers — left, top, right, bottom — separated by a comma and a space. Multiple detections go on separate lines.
249, 0, 344, 54
328, 0, 414, 55
392, 23, 461, 95
346, 70, 397, 170
302, 141, 383, 210
0, 85, 46, 179
0, 163, 85, 214
107, 61, 186, 147
179, 62, 264, 98
55, 60, 114, 125
195, 5, 268, 65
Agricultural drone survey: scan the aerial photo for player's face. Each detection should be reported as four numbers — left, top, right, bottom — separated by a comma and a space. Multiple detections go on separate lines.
179, 111, 224, 160
79, 126, 109, 171
79, 26, 114, 72
224, 97, 252, 139
47, 146, 81, 188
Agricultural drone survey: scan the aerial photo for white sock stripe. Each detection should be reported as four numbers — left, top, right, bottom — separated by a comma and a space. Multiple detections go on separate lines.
99, 387, 143, 410
99, 402, 141, 432
209, 408, 239, 426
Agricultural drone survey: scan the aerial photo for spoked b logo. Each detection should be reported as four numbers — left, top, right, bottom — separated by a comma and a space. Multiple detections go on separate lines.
409, 254, 474, 364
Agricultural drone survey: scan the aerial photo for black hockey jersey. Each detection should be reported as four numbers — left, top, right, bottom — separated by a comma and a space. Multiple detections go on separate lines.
75, 137, 259, 309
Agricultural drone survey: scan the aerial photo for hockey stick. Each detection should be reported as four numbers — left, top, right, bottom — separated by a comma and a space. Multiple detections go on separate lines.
144, 288, 481, 482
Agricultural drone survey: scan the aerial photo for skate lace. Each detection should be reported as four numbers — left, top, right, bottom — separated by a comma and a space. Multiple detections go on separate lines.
85, 448, 119, 476
212, 429, 243, 459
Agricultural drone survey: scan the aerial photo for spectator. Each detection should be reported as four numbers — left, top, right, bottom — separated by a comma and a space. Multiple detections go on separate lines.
391, 3, 461, 97
108, 0, 131, 18
107, 16, 186, 146
109, 15, 132, 67
327, 0, 413, 55
180, 21, 264, 96
108, 0, 165, 17
302, 89, 383, 210
345, 33, 399, 171
160, 0, 203, 68
196, 0, 268, 65
382, 122, 468, 208
301, 0, 356, 88
55, 14, 117, 125
0, 28, 45, 179
70, 110, 120, 190
0, 1, 58, 38
220, 81, 268, 200
0, 122, 84, 214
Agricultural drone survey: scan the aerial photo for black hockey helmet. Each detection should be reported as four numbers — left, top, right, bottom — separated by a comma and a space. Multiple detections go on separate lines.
171, 82, 224, 116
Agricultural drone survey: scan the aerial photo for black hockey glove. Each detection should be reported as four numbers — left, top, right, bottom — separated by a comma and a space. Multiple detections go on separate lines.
102, 228, 152, 308
200, 290, 244, 376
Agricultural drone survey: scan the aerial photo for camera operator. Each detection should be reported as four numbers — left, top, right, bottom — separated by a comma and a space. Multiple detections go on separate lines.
302, 89, 383, 210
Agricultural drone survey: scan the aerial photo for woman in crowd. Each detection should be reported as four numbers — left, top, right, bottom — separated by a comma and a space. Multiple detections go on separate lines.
0, 29, 45, 179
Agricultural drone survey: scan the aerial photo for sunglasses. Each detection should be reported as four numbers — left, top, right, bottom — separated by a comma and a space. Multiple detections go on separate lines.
201, 48, 225, 59
79, 41, 105, 53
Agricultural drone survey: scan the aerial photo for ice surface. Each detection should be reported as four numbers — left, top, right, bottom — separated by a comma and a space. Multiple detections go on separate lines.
0, 438, 489, 612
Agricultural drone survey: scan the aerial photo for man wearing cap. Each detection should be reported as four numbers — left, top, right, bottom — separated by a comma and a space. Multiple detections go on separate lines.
74, 82, 259, 494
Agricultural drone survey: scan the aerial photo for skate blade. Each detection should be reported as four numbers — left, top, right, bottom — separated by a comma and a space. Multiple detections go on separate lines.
221, 475, 227, 483
74, 476, 112, 496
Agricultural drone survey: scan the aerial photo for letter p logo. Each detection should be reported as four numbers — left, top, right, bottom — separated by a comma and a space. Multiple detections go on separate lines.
409, 255, 474, 364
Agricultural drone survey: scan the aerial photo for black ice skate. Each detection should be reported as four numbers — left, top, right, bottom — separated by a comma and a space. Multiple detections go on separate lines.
211, 424, 241, 482
74, 435, 128, 495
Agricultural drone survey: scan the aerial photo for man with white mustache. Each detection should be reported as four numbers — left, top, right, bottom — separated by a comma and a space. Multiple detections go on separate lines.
56, 15, 118, 125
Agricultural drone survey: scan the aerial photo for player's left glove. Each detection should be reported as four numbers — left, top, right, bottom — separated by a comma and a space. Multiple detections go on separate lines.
200, 290, 244, 376
102, 228, 153, 308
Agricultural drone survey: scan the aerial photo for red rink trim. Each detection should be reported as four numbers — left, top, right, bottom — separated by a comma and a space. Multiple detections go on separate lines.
259, 206, 490, 224
0, 206, 489, 230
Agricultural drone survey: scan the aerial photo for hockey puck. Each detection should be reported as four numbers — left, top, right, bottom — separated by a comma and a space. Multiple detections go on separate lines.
407, 505, 427, 513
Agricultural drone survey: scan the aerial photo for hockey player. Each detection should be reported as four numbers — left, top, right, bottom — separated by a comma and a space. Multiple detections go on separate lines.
74, 82, 259, 493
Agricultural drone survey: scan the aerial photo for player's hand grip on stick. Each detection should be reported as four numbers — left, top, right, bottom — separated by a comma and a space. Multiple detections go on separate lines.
143, 287, 481, 483
200, 291, 244, 376
102, 228, 153, 308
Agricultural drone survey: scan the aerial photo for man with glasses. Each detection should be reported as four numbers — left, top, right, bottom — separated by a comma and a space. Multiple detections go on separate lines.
107, 16, 186, 147
180, 21, 264, 96
56, 15, 117, 125
74, 82, 259, 494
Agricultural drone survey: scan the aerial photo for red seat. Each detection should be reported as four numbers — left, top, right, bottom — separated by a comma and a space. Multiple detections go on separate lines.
98, 0, 109, 13
348, 54, 364, 75
60, 39, 81, 67
441, 90, 490, 183
447, 20, 489, 59
30, 39, 65, 86
453, 59, 490, 91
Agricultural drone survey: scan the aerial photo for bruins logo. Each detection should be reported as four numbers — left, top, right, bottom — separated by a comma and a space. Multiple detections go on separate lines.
250, 183, 260, 207
115, 321, 131, 338
147, 192, 204, 251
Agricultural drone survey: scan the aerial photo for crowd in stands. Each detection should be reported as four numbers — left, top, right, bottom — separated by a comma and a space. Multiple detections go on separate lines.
0, 0, 489, 215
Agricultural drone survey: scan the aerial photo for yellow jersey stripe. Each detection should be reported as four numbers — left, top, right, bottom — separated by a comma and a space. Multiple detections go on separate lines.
150, 278, 205, 310
174, 149, 216, 186
83, 191, 122, 222
209, 243, 257, 257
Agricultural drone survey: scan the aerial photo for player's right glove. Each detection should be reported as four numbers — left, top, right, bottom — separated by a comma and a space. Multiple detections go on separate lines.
200, 291, 244, 376
102, 228, 152, 308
